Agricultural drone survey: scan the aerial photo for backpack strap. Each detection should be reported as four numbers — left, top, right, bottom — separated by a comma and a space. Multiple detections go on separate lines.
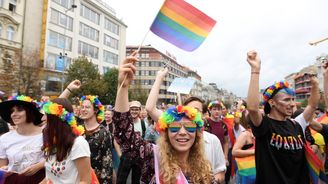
141, 119, 146, 138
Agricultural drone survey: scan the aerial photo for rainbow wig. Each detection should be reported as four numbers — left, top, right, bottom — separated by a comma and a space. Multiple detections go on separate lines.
42, 101, 84, 136
262, 81, 295, 114
156, 105, 204, 133
80, 95, 105, 123
208, 100, 225, 110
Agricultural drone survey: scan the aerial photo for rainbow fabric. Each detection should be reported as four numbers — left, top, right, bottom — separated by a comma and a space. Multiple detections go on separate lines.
0, 169, 5, 184
42, 101, 85, 136
156, 105, 203, 133
80, 95, 105, 123
208, 100, 225, 110
150, 0, 216, 51
235, 156, 256, 184
304, 142, 328, 184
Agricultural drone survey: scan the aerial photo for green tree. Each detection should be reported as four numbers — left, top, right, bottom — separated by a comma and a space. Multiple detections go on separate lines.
103, 68, 119, 105
129, 80, 149, 105
66, 56, 106, 101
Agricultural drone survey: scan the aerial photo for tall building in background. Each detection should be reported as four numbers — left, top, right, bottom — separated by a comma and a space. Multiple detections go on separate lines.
0, 0, 25, 95
0, 0, 126, 96
127, 45, 187, 104
42, 0, 127, 95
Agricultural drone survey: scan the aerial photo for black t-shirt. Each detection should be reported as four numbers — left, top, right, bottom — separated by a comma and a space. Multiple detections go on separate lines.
251, 116, 309, 184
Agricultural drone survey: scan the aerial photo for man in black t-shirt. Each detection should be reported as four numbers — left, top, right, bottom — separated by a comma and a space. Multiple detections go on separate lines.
246, 50, 319, 184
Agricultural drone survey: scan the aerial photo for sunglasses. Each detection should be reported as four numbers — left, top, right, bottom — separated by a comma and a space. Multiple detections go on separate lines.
168, 121, 197, 133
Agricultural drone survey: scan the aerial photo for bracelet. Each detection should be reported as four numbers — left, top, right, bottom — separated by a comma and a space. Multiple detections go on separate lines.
66, 88, 73, 93
251, 71, 260, 74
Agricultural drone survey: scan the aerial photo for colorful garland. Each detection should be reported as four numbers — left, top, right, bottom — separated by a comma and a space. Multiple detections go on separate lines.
80, 95, 105, 123
262, 81, 295, 105
156, 105, 204, 133
42, 101, 84, 136
208, 100, 225, 110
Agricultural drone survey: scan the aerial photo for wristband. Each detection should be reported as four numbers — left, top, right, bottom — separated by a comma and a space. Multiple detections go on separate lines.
66, 88, 73, 93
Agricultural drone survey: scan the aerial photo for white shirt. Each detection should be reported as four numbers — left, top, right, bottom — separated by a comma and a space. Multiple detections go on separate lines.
134, 118, 144, 136
0, 131, 43, 172
45, 136, 90, 184
203, 131, 226, 174
294, 113, 308, 134
233, 124, 246, 139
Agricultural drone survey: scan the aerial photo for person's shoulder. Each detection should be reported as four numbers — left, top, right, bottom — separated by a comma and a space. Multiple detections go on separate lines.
203, 131, 220, 143
0, 130, 16, 140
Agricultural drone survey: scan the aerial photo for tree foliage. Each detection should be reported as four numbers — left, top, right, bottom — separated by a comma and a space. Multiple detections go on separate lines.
103, 68, 119, 105
66, 56, 106, 101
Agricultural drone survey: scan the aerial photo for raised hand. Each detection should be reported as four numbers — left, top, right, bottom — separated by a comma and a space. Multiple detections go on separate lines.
247, 50, 261, 72
156, 67, 168, 80
118, 51, 138, 88
67, 79, 81, 91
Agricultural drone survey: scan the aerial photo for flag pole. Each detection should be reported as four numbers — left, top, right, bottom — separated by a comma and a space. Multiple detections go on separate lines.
117, 0, 164, 93
117, 29, 151, 92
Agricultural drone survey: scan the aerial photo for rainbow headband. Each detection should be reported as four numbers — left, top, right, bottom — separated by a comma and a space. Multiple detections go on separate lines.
156, 105, 204, 133
8, 95, 37, 104
80, 95, 104, 123
208, 100, 225, 110
262, 81, 295, 105
42, 101, 84, 136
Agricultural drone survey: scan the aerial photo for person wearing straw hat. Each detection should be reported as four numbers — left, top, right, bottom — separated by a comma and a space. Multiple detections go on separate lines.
40, 98, 92, 184
0, 95, 45, 183
246, 50, 320, 184
113, 52, 216, 183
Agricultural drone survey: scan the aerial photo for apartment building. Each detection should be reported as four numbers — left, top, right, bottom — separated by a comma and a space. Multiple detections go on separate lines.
127, 45, 187, 104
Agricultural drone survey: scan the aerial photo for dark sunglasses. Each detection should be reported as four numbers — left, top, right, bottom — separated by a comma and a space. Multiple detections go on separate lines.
168, 121, 197, 133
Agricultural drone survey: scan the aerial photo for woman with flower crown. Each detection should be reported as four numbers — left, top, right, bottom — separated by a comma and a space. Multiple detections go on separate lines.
59, 80, 113, 183
113, 51, 216, 184
40, 98, 92, 184
0, 95, 45, 183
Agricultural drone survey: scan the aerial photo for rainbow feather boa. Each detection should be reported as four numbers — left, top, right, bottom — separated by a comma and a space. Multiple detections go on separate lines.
42, 101, 84, 136
80, 95, 105, 123
156, 105, 203, 133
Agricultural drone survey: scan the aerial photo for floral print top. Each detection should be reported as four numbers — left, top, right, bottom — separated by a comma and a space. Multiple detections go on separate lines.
84, 124, 113, 184
113, 111, 217, 184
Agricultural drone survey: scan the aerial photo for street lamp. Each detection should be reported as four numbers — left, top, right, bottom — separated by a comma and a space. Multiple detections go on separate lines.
60, 4, 77, 92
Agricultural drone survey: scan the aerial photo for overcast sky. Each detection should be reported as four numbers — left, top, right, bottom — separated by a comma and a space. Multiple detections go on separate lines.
106, 0, 328, 97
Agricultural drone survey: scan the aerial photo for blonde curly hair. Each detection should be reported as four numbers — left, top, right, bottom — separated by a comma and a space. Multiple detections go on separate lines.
157, 130, 213, 184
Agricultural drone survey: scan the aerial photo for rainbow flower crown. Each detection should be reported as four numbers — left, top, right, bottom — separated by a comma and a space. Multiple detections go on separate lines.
80, 95, 105, 123
208, 100, 225, 110
156, 105, 204, 133
42, 101, 84, 136
262, 81, 295, 105
8, 95, 38, 105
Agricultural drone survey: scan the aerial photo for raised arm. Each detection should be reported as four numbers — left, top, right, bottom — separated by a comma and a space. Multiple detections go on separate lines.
232, 132, 254, 157
58, 80, 81, 98
246, 50, 263, 127
145, 68, 168, 122
302, 76, 319, 122
114, 51, 138, 112
323, 61, 328, 110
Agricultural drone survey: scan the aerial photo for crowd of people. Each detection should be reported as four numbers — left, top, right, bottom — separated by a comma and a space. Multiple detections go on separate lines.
0, 50, 327, 184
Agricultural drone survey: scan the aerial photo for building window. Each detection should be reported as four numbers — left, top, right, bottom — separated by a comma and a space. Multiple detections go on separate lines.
52, 0, 74, 9
7, 26, 14, 41
0, 0, 3, 8
103, 66, 111, 74
50, 9, 73, 31
46, 53, 71, 71
103, 34, 118, 49
80, 5, 100, 25
9, 0, 16, 12
104, 18, 119, 35
103, 50, 118, 65
46, 76, 61, 92
78, 41, 98, 59
48, 30, 72, 51
79, 22, 99, 41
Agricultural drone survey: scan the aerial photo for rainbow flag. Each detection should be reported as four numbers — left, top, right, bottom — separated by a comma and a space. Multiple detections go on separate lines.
304, 142, 328, 184
235, 156, 256, 184
150, 0, 216, 51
